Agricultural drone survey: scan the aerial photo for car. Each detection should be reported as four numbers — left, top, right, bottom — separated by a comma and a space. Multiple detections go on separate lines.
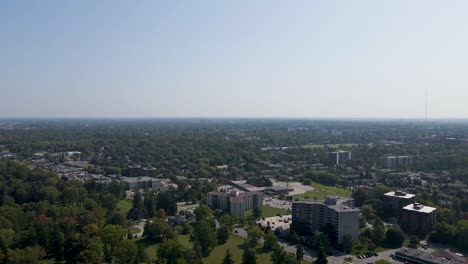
357, 256, 363, 259
373, 253, 378, 257
234, 230, 238, 233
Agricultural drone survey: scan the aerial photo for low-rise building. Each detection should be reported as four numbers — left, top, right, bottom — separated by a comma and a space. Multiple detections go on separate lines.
292, 196, 360, 244
395, 248, 467, 264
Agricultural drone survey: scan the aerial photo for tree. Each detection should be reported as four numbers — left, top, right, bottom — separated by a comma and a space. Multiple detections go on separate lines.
242, 246, 256, 264
409, 236, 420, 247
352, 188, 368, 206
194, 204, 214, 222
429, 222, 456, 244
143, 218, 173, 242
253, 207, 262, 218
263, 230, 278, 251
100, 225, 128, 262
192, 220, 217, 256
157, 239, 187, 264
315, 246, 328, 264
247, 226, 263, 248
143, 191, 157, 218
112, 240, 139, 264
217, 224, 230, 245
223, 250, 234, 264
75, 237, 105, 264
156, 191, 177, 216
181, 223, 193, 235
296, 243, 304, 261
8, 246, 45, 264
271, 243, 299, 264
385, 225, 405, 248
341, 234, 353, 253
372, 218, 385, 244
0, 229, 14, 252
219, 214, 234, 228
314, 231, 330, 250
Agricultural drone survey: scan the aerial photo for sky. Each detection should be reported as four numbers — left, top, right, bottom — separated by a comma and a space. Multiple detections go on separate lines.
1, 0, 468, 119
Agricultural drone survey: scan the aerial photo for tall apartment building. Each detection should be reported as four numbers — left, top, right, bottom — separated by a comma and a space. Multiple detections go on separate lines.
400, 203, 437, 236
328, 150, 352, 165
128, 165, 143, 177
292, 196, 360, 244
206, 191, 263, 218
143, 165, 158, 177
383, 191, 416, 217
380, 156, 413, 169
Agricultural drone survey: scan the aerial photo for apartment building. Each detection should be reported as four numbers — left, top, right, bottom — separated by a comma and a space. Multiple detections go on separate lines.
383, 190, 416, 217
400, 203, 437, 236
292, 196, 360, 244
206, 190, 263, 217
380, 156, 413, 169
328, 150, 352, 165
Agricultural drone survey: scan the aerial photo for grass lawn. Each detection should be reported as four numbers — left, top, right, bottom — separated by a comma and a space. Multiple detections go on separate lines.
117, 198, 133, 214
351, 240, 409, 255
139, 232, 312, 263
136, 234, 192, 260
203, 234, 273, 264
292, 182, 352, 200
245, 205, 289, 218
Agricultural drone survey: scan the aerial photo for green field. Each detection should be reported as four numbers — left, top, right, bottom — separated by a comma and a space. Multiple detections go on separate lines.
117, 198, 133, 214
137, 234, 278, 263
203, 234, 274, 264
292, 182, 352, 200
245, 205, 289, 218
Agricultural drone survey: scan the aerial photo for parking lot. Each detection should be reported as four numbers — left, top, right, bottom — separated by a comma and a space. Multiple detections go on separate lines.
264, 197, 292, 210
271, 179, 316, 195
256, 215, 292, 230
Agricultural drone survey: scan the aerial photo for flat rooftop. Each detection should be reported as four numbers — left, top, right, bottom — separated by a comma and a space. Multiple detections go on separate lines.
403, 203, 436, 214
293, 197, 360, 213
396, 248, 467, 264
384, 191, 416, 199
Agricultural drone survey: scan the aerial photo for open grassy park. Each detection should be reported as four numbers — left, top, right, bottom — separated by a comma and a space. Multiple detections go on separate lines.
245, 205, 289, 218
137, 233, 292, 263
117, 198, 133, 214
292, 182, 352, 200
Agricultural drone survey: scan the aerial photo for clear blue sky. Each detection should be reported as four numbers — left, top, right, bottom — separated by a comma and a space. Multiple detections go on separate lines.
1, 0, 468, 118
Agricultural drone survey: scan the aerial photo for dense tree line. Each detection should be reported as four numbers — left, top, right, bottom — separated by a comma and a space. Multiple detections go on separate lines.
0, 160, 146, 263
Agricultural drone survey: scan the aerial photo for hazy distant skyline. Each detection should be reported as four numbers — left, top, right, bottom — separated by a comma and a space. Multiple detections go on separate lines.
1, 1, 468, 118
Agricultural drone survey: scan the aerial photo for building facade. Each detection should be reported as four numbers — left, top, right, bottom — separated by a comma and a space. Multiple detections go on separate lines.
400, 203, 437, 236
328, 151, 352, 165
292, 196, 360, 244
383, 190, 416, 217
206, 191, 263, 217
380, 156, 413, 169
